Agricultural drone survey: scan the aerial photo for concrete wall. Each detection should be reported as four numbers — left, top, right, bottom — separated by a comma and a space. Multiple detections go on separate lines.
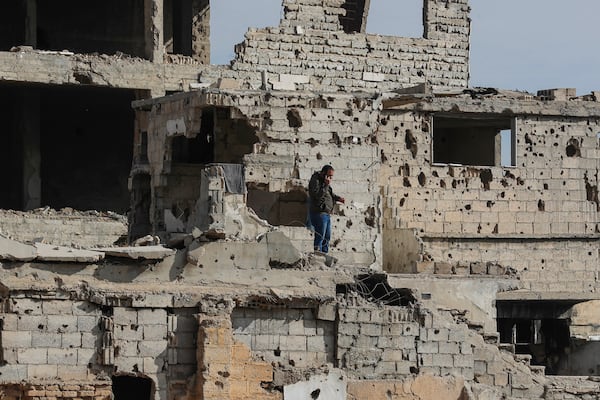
379, 97, 600, 293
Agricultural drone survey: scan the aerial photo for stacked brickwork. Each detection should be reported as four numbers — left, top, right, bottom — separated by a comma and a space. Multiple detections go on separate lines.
232, 307, 335, 367
0, 382, 111, 400
226, 0, 470, 92
379, 100, 600, 292
337, 304, 474, 380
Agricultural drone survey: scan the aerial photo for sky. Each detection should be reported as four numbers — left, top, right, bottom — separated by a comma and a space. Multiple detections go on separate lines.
211, 0, 600, 96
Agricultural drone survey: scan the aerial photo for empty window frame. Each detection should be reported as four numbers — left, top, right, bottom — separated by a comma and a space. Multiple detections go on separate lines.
432, 114, 516, 167
365, 0, 423, 38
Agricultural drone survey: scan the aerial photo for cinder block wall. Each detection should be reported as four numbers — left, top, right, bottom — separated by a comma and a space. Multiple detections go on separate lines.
219, 0, 470, 91
378, 103, 600, 292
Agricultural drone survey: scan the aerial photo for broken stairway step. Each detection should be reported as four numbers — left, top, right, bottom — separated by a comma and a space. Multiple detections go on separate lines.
90, 245, 176, 260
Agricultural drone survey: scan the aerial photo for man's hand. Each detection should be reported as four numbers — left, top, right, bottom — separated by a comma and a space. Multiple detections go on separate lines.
338, 197, 345, 204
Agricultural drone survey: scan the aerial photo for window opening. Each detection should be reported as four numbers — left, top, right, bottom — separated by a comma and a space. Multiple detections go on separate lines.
432, 115, 515, 167
164, 0, 194, 56
247, 186, 308, 227
112, 375, 153, 400
210, 0, 281, 64
339, 0, 367, 33
365, 0, 423, 38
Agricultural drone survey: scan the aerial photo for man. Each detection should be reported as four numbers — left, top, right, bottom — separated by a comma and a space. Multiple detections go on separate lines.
308, 165, 345, 253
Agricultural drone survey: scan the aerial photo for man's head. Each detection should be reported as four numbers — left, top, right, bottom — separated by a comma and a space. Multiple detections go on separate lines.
321, 165, 334, 185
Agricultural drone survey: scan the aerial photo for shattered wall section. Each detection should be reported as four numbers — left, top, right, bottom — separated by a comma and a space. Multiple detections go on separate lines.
133, 90, 381, 264
378, 97, 600, 293
223, 0, 470, 92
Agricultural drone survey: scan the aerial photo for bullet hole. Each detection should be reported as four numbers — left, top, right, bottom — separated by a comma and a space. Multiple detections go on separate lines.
403, 177, 411, 187
432, 171, 439, 178
230, 254, 235, 260
332, 239, 341, 247
487, 201, 494, 208
380, 149, 388, 163
399, 198, 405, 207
538, 199, 545, 211
464, 204, 471, 211
566, 138, 581, 157
543, 183, 548, 190
364, 206, 376, 227
410, 366, 419, 374
38, 324, 44, 330
274, 348, 281, 356
328, 133, 342, 147
451, 180, 457, 189
418, 172, 427, 186
440, 180, 446, 188
316, 152, 322, 160
343, 108, 353, 116
403, 163, 410, 176
584, 173, 599, 211
346, 220, 353, 228
405, 130, 418, 158
311, 389, 321, 399
492, 224, 499, 234
504, 171, 516, 180
262, 111, 273, 127
287, 109, 302, 128
305, 138, 318, 147
477, 224, 482, 233
480, 169, 493, 190
448, 166, 455, 177
516, 177, 525, 186
215, 381, 224, 389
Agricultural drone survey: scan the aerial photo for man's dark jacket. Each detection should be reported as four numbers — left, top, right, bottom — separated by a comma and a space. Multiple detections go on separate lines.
308, 171, 340, 214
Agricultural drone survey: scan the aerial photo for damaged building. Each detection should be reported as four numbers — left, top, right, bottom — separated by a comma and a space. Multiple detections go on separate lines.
0, 0, 600, 399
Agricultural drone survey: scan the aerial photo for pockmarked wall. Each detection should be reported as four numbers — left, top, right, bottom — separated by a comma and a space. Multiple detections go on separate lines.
379, 95, 600, 293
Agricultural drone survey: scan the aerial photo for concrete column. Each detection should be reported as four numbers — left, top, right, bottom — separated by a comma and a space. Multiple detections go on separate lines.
191, 0, 210, 64
24, 0, 37, 47
144, 0, 165, 62
18, 91, 41, 210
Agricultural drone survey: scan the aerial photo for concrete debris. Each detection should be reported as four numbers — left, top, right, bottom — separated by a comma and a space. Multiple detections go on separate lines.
91, 245, 176, 260
0, 235, 37, 261
33, 243, 104, 262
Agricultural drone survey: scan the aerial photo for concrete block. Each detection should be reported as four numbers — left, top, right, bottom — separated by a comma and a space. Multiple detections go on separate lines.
137, 309, 167, 325
81, 332, 99, 348
114, 324, 144, 341
62, 332, 82, 348
72, 301, 101, 316
10, 298, 42, 315
432, 354, 454, 367
317, 303, 337, 321
48, 315, 78, 333
77, 316, 100, 331
18, 348, 48, 364
131, 294, 173, 308
42, 300, 73, 315
280, 335, 306, 351
78, 348, 97, 365
138, 340, 167, 357
27, 364, 58, 379
363, 72, 385, 82
113, 307, 138, 325
360, 323, 382, 337
32, 332, 62, 347
0, 364, 27, 380
434, 262, 453, 274
143, 324, 168, 340
1, 330, 32, 348
57, 365, 89, 381
48, 348, 77, 365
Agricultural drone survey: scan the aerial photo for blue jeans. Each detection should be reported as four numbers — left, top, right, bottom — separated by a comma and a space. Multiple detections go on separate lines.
310, 212, 331, 253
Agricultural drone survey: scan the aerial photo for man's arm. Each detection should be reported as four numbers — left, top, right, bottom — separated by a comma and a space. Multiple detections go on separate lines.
309, 174, 327, 205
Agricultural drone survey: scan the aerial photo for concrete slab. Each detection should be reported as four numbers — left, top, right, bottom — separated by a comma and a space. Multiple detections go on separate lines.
91, 246, 176, 260
0, 236, 37, 261
34, 243, 104, 262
